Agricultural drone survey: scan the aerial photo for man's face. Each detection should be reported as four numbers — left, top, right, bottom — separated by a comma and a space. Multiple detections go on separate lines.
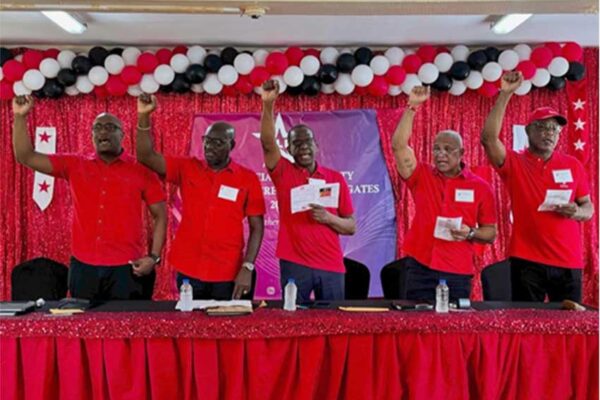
203, 125, 233, 167
433, 132, 463, 174
526, 117, 562, 154
92, 114, 123, 156
288, 127, 317, 168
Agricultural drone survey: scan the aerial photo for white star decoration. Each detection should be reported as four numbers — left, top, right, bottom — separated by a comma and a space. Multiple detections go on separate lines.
574, 118, 586, 130
572, 99, 586, 110
574, 139, 586, 151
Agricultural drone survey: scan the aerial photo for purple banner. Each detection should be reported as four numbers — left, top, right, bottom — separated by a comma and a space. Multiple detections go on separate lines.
181, 109, 396, 298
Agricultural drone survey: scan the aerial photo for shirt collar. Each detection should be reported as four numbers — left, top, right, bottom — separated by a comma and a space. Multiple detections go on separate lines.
524, 148, 555, 164
196, 157, 238, 173
293, 161, 325, 177
89, 150, 131, 164
433, 162, 471, 179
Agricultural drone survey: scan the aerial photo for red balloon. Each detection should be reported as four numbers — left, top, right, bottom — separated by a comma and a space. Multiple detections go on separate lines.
478, 81, 499, 97
402, 54, 422, 73
436, 46, 451, 55
416, 45, 437, 63
43, 48, 60, 59
354, 85, 368, 95
172, 45, 188, 55
156, 48, 172, 65
285, 47, 304, 66
222, 85, 237, 96
121, 66, 142, 85
385, 65, 407, 85
544, 42, 562, 57
137, 53, 159, 74
562, 42, 583, 62
304, 48, 321, 59
515, 60, 537, 80
249, 67, 271, 87
265, 52, 288, 75
22, 49, 44, 69
0, 81, 15, 101
106, 75, 128, 96
94, 85, 109, 98
530, 46, 553, 68
2, 60, 26, 82
234, 75, 254, 94
367, 76, 389, 97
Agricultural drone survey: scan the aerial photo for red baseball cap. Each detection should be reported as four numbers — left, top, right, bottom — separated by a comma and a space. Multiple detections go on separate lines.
527, 107, 567, 126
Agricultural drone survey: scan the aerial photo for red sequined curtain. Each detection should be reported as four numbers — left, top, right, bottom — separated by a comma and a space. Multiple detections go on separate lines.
1, 48, 597, 304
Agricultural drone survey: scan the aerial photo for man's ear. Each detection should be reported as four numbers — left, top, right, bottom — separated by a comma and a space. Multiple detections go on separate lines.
230, 139, 236, 150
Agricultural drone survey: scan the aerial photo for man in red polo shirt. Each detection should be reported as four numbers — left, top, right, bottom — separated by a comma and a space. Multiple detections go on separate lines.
136, 95, 265, 300
481, 72, 594, 302
393, 86, 497, 301
260, 80, 356, 302
12, 95, 167, 301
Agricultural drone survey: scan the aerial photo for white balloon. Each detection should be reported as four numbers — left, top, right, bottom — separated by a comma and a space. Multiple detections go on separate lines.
39, 58, 60, 78
140, 74, 159, 93
76, 76, 94, 94
351, 64, 374, 87
153, 65, 175, 85
300, 55, 320, 76
217, 65, 238, 85
233, 53, 255, 75
400, 74, 421, 94
513, 44, 532, 61
88, 66, 109, 86
548, 57, 569, 77
388, 85, 402, 96
405, 48, 416, 55
531, 68, 551, 87
334, 73, 355, 95
104, 54, 125, 75
339, 48, 353, 55
191, 83, 204, 93
122, 47, 141, 65
271, 75, 287, 93
320, 47, 339, 65
22, 70, 45, 91
434, 53, 453, 73
186, 46, 206, 65
465, 70, 484, 89
57, 50, 76, 69
283, 66, 304, 87
253, 49, 269, 67
127, 84, 143, 97
170, 54, 190, 74
65, 85, 79, 96
498, 50, 519, 71
384, 47, 405, 65
449, 80, 467, 96
202, 73, 223, 94
13, 81, 31, 96
417, 63, 439, 84
320, 83, 335, 94
451, 45, 470, 62
514, 80, 532, 96
370, 55, 390, 76
482, 62, 502, 82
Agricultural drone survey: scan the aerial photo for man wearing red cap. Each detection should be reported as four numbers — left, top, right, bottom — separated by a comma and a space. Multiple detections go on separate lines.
481, 72, 594, 302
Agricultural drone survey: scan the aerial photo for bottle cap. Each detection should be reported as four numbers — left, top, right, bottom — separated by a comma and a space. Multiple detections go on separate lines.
182, 279, 190, 285
287, 278, 295, 284
439, 279, 447, 285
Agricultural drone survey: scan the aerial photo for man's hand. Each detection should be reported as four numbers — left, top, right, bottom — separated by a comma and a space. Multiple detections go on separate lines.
450, 224, 471, 241
500, 71, 523, 94
261, 80, 280, 104
130, 257, 156, 277
408, 86, 430, 108
232, 268, 252, 299
309, 203, 333, 224
138, 93, 157, 115
554, 203, 578, 219
13, 95, 34, 117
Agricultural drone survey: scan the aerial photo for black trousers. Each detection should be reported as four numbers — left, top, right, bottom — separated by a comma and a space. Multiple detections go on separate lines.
176, 272, 235, 300
404, 257, 472, 302
510, 257, 582, 302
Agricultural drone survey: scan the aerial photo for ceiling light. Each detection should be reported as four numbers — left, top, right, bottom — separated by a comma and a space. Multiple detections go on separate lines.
491, 14, 532, 35
41, 11, 87, 35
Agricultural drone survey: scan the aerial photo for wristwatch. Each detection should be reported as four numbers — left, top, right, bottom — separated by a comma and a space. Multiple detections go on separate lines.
242, 262, 255, 271
148, 253, 161, 265
466, 227, 476, 241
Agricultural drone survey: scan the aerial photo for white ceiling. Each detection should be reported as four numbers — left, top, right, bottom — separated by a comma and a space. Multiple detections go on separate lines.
0, 12, 598, 49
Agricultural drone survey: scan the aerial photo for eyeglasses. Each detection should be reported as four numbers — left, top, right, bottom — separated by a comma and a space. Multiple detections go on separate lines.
530, 121, 562, 133
432, 147, 461, 156
202, 136, 230, 147
92, 123, 121, 133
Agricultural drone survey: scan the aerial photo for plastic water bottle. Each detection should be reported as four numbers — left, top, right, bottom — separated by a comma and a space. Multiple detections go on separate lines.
179, 279, 194, 312
283, 279, 298, 311
435, 279, 449, 313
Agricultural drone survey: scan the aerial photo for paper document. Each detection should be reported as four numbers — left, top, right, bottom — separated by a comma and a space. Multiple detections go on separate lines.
175, 300, 252, 311
537, 190, 572, 212
433, 216, 462, 241
291, 182, 339, 213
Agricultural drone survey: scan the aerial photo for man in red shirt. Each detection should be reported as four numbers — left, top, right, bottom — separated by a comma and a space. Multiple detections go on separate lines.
481, 72, 594, 302
260, 80, 356, 302
393, 86, 497, 301
136, 95, 265, 300
12, 96, 167, 301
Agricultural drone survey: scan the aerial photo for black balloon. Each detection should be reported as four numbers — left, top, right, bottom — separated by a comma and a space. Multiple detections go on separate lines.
0, 47, 13, 67
160, 83, 173, 93
354, 47, 373, 65
484, 47, 500, 62
566, 62, 585, 81
57, 69, 77, 86
337, 53, 357, 73
42, 79, 65, 99
287, 84, 304, 96
547, 76, 566, 91
220, 47, 238, 65
71, 56, 93, 75
172, 74, 191, 93
317, 64, 338, 84
89, 46, 109, 66
204, 54, 223, 73
449, 61, 471, 81
301, 76, 321, 96
185, 64, 207, 83
109, 47, 124, 56
467, 50, 488, 70
32, 89, 46, 99
431, 73, 452, 91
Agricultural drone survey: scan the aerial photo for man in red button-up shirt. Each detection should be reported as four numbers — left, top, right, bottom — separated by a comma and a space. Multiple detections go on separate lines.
260, 80, 356, 303
12, 96, 167, 301
136, 95, 265, 300
482, 72, 594, 302
392, 86, 497, 302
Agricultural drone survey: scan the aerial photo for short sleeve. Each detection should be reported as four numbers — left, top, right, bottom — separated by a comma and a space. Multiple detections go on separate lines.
142, 167, 166, 205
403, 162, 425, 191
244, 171, 266, 216
164, 156, 189, 184
47, 154, 80, 180
267, 157, 292, 187
494, 148, 516, 182
477, 182, 497, 226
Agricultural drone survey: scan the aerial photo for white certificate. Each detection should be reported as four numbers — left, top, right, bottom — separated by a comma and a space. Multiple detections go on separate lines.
433, 216, 462, 241
537, 189, 572, 212
291, 182, 340, 214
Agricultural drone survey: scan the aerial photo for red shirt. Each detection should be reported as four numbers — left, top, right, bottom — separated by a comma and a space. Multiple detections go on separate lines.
402, 163, 496, 275
165, 157, 265, 281
496, 149, 590, 268
48, 152, 165, 266
269, 158, 354, 273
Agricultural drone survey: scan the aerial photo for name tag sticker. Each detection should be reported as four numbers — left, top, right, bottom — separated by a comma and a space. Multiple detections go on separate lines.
552, 169, 573, 184
309, 178, 326, 186
455, 189, 474, 203
218, 185, 239, 202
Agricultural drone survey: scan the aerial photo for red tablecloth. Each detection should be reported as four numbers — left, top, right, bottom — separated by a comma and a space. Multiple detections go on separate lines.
0, 308, 598, 400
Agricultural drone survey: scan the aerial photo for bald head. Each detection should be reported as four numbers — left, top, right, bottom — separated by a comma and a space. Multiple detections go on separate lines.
94, 112, 122, 129
206, 121, 235, 139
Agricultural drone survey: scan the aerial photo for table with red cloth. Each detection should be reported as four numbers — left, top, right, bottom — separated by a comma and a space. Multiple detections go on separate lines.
0, 303, 598, 400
